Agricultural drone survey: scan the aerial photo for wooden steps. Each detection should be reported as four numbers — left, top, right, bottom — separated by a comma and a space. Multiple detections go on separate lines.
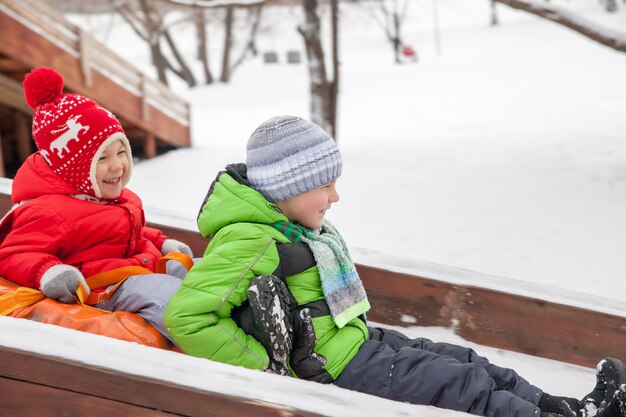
0, 0, 191, 177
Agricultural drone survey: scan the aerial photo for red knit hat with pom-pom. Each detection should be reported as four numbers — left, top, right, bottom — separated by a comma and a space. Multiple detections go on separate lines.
23, 67, 132, 198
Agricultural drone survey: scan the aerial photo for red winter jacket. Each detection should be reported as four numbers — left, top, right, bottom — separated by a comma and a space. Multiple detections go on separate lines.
0, 153, 168, 289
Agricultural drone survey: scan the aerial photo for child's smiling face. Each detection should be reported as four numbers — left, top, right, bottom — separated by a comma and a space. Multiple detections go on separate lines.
276, 179, 340, 229
96, 139, 129, 199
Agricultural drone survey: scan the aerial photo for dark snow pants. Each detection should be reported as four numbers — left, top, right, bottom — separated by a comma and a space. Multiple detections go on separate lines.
333, 327, 543, 417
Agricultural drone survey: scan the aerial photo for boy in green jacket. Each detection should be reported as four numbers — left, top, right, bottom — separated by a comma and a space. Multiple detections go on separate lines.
164, 116, 626, 417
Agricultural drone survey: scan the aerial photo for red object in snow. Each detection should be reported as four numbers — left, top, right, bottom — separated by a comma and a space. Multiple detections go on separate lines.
402, 45, 416, 58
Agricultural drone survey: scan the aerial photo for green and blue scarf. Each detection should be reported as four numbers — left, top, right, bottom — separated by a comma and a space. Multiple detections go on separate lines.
273, 220, 370, 328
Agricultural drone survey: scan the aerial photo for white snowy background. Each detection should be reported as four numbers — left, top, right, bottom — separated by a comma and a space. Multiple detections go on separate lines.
2, 1, 625, 415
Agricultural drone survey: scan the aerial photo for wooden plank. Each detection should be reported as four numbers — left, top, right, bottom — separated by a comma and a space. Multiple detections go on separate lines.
358, 263, 626, 368
1, 0, 79, 51
0, 189, 11, 211
144, 132, 157, 158
141, 74, 150, 121
0, 137, 5, 178
0, 73, 31, 113
78, 28, 92, 88
358, 264, 452, 327
454, 287, 626, 368
72, 71, 190, 147
0, 376, 176, 417
0, 58, 26, 72
14, 110, 31, 162
0, 346, 323, 417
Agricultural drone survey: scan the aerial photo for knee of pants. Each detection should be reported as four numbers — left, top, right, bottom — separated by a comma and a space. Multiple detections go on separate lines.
96, 274, 183, 313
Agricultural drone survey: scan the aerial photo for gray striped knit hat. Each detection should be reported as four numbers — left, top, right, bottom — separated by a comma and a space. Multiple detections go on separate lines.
246, 115, 342, 202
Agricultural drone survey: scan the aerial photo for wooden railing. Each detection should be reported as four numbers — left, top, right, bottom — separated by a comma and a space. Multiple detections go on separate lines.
0, 0, 190, 127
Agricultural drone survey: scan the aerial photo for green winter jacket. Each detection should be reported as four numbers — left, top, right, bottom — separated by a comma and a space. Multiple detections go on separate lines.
164, 164, 369, 380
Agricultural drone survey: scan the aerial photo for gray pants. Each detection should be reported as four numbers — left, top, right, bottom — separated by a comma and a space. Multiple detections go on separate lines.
334, 327, 543, 417
95, 260, 189, 344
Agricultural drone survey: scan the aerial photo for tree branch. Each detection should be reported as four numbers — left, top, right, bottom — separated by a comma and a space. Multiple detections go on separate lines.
495, 0, 626, 53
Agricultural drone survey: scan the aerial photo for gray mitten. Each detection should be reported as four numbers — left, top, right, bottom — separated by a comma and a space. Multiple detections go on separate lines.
39, 264, 89, 304
161, 238, 193, 257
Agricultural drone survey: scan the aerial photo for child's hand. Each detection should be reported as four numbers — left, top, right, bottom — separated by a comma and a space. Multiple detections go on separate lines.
161, 239, 193, 257
39, 264, 89, 303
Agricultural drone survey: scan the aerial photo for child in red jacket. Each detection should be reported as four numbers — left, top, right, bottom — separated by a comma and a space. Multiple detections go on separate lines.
0, 67, 192, 343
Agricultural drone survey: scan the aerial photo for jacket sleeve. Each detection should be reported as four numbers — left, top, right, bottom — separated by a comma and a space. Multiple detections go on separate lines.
0, 205, 67, 288
164, 226, 279, 371
142, 226, 168, 251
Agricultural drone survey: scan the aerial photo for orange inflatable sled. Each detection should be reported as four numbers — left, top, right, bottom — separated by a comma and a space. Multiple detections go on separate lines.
0, 277, 177, 350
0, 254, 194, 351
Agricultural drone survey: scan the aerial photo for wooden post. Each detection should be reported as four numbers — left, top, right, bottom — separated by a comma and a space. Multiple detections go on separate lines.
14, 111, 32, 162
144, 132, 156, 159
140, 75, 149, 122
78, 29, 93, 88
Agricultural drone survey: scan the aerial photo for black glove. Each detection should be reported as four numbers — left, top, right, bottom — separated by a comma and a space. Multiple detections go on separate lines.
266, 359, 291, 376
246, 275, 295, 365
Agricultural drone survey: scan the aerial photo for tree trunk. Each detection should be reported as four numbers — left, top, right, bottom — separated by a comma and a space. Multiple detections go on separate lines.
150, 41, 169, 85
228, 5, 264, 78
197, 10, 214, 85
393, 7, 402, 63
117, 1, 169, 85
118, 0, 197, 87
299, 0, 334, 138
220, 6, 234, 83
163, 29, 197, 87
491, 0, 499, 25
329, 0, 339, 139
605, 0, 617, 12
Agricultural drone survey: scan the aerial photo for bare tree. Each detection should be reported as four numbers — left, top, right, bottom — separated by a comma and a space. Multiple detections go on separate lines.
189, 2, 264, 84
166, 0, 266, 84
224, 5, 263, 82
495, 0, 626, 53
220, 5, 235, 83
352, 0, 410, 63
116, 0, 197, 87
298, 0, 339, 138
112, 0, 266, 87
196, 9, 214, 84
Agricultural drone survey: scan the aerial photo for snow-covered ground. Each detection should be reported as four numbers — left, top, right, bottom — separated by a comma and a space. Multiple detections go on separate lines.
3, 1, 621, 414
